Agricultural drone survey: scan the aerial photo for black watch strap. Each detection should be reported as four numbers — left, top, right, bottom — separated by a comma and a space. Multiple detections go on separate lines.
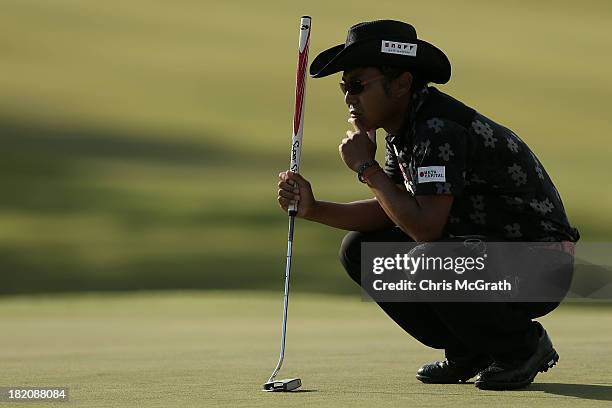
357, 160, 379, 183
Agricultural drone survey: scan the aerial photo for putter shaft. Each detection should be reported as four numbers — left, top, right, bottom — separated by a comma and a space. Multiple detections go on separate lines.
267, 213, 296, 383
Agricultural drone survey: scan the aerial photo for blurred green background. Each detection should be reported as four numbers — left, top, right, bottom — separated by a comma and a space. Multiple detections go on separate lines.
1, 0, 611, 295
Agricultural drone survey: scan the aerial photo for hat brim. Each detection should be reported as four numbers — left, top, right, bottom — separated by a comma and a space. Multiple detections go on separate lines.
309, 39, 451, 84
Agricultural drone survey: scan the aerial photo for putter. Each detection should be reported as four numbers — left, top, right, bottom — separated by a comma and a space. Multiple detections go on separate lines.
263, 15, 311, 393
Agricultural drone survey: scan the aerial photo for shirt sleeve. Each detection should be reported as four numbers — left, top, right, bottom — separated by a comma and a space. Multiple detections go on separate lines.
412, 118, 467, 196
383, 140, 405, 185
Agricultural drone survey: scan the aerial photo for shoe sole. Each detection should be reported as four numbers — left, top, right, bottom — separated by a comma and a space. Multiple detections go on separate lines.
474, 349, 559, 390
416, 373, 476, 384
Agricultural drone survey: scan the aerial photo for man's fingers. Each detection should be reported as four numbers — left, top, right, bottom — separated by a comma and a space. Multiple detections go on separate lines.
278, 189, 300, 201
287, 171, 309, 186
278, 170, 306, 212
279, 171, 290, 183
280, 171, 296, 186
278, 180, 296, 191
278, 196, 297, 207
346, 120, 375, 146
277, 196, 290, 209
348, 117, 368, 133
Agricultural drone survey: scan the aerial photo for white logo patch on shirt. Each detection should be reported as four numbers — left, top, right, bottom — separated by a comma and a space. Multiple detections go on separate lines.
417, 166, 446, 183
381, 40, 417, 56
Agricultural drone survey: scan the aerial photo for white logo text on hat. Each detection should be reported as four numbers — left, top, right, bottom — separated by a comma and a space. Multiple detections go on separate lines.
417, 166, 445, 183
381, 40, 417, 56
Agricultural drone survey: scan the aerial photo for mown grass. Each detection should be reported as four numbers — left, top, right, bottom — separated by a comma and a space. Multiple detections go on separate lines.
0, 291, 611, 407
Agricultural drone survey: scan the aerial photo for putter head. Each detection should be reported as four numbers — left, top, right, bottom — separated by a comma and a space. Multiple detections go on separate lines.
263, 378, 302, 392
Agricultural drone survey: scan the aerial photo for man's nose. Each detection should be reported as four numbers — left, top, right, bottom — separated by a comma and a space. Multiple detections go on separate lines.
344, 91, 357, 106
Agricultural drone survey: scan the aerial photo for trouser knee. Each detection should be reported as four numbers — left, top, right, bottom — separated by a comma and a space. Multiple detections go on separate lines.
339, 231, 364, 285
339, 227, 415, 286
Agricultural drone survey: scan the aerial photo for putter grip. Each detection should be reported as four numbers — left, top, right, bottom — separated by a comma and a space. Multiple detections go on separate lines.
288, 16, 311, 215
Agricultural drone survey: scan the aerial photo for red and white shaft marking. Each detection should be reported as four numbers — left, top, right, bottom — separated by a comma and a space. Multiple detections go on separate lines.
288, 15, 311, 215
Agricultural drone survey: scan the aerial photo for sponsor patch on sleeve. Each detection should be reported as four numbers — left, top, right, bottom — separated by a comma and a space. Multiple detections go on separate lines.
417, 166, 446, 183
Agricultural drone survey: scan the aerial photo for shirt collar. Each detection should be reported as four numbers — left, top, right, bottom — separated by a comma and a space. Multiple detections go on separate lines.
385, 86, 430, 145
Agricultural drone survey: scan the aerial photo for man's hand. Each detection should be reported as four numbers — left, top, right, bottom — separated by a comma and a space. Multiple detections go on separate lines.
339, 118, 377, 172
277, 171, 317, 218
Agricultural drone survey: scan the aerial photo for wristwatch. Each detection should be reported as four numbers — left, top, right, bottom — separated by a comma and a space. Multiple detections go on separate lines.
357, 160, 379, 183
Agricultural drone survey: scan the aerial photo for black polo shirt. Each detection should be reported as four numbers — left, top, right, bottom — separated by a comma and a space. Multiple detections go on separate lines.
383, 87, 579, 242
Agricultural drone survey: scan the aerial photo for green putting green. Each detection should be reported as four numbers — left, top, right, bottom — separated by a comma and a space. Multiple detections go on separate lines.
1, 291, 610, 407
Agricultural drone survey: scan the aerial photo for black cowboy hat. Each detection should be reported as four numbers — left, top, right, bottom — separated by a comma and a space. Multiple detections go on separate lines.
309, 20, 451, 84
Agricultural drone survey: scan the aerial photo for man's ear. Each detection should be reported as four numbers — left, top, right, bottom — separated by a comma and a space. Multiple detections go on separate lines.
394, 71, 413, 97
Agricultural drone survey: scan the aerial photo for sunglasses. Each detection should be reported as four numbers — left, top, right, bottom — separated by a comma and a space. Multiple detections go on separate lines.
339, 75, 385, 95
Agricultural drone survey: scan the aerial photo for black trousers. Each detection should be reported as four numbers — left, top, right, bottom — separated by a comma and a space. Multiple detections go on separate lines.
339, 227, 563, 362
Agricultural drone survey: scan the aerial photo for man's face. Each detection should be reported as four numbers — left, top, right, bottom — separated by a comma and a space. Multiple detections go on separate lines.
341, 67, 393, 130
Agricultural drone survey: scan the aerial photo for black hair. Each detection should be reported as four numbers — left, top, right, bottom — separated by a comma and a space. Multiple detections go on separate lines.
378, 66, 428, 95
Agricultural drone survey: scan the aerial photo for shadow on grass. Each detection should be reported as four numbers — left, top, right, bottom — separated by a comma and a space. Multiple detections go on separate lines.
0, 118, 347, 294
0, 117, 277, 166
0, 117, 285, 214
528, 383, 612, 401
290, 389, 318, 393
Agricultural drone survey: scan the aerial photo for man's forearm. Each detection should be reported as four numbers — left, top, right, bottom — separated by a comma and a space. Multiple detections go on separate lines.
303, 198, 395, 232
364, 169, 444, 241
